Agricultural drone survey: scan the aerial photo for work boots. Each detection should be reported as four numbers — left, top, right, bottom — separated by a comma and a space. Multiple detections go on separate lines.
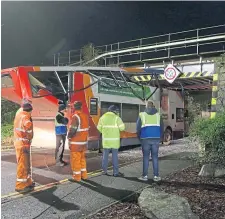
15, 186, 34, 193
81, 171, 88, 180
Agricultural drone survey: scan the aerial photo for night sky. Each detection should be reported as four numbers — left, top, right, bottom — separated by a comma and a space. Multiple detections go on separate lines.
1, 1, 225, 68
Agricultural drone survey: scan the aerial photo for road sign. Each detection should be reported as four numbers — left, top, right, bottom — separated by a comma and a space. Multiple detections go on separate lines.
164, 64, 181, 84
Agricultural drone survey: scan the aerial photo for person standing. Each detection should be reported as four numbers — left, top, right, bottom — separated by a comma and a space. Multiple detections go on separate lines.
67, 101, 89, 182
136, 101, 164, 182
97, 105, 125, 177
14, 102, 35, 193
55, 103, 68, 166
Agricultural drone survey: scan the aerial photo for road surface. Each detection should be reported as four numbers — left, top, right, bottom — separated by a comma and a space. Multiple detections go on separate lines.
1, 139, 197, 197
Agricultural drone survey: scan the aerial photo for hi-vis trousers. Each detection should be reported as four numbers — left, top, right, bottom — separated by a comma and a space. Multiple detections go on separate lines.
70, 151, 88, 181
15, 147, 33, 191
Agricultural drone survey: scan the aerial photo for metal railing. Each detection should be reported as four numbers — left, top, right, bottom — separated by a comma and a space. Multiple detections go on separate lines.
54, 24, 225, 67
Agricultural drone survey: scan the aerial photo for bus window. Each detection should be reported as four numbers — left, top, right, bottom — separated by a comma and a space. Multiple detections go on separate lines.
1, 74, 14, 88
101, 102, 121, 116
140, 105, 146, 112
176, 108, 184, 122
122, 103, 139, 123
28, 71, 67, 100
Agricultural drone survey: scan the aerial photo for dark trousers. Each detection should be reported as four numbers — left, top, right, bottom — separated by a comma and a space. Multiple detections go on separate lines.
55, 135, 66, 163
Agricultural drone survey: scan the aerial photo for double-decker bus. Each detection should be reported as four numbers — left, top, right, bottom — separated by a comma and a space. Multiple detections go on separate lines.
1, 66, 184, 149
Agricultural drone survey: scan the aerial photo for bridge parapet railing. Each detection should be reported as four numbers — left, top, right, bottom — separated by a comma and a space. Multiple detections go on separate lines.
54, 24, 225, 66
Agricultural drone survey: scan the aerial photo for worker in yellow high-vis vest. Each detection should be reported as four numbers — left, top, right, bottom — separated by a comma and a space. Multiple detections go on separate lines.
136, 101, 164, 182
97, 105, 125, 177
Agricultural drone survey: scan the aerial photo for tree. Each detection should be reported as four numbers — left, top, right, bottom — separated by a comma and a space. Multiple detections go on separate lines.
81, 43, 101, 66
188, 54, 225, 167
189, 111, 225, 165
1, 98, 19, 125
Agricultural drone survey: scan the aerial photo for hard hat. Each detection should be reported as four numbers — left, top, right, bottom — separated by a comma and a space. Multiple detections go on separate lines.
74, 101, 82, 110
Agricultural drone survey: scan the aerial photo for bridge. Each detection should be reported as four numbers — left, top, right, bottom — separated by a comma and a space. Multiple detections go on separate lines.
54, 24, 225, 68
53, 24, 225, 119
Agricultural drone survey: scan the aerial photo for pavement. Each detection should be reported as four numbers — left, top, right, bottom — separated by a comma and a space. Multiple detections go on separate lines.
1, 138, 197, 196
1, 148, 141, 196
1, 152, 194, 219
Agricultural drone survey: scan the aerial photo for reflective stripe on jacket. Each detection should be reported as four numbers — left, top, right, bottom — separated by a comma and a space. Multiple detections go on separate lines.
14, 111, 33, 148
68, 110, 89, 152
55, 112, 67, 135
16, 108, 22, 116
97, 112, 125, 149
139, 112, 161, 139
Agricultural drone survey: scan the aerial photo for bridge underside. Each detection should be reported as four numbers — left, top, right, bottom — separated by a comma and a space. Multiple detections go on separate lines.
131, 74, 213, 91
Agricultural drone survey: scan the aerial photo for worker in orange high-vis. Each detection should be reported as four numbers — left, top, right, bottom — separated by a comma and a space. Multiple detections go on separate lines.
14, 102, 35, 193
67, 101, 89, 182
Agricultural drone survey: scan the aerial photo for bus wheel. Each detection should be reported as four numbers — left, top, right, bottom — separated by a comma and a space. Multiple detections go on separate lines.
163, 128, 172, 146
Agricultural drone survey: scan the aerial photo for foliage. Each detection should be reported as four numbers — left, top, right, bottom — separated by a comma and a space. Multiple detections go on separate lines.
1, 124, 14, 139
215, 54, 225, 112
1, 98, 20, 125
187, 54, 225, 165
189, 111, 225, 165
1, 98, 19, 143
81, 43, 102, 66
1, 123, 14, 145
185, 95, 202, 126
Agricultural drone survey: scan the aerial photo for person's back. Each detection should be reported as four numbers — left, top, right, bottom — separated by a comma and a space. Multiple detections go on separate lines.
99, 112, 124, 149
136, 101, 164, 182
97, 105, 125, 177
138, 107, 163, 140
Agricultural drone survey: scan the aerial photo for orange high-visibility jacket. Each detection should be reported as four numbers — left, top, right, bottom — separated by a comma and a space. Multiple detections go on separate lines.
14, 110, 33, 148
68, 110, 89, 152
16, 108, 22, 116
